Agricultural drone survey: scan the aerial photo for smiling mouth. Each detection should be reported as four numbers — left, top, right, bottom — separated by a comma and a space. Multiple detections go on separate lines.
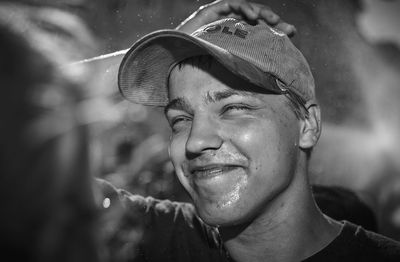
190, 165, 242, 179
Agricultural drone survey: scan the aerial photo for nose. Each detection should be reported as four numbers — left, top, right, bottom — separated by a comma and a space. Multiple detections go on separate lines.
185, 116, 222, 157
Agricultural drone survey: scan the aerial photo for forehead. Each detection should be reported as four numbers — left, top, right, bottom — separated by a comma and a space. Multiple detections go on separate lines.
168, 56, 277, 101
165, 59, 295, 120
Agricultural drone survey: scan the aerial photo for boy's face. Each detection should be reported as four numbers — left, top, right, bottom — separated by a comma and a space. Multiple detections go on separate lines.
165, 60, 301, 226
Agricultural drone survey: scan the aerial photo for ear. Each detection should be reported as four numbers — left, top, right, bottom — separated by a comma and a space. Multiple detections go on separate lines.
299, 104, 321, 149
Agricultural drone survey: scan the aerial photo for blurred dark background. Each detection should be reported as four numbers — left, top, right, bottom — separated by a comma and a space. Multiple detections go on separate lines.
2, 0, 400, 242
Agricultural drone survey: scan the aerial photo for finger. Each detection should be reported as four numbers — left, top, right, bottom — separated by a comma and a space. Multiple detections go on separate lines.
227, 0, 258, 20
197, 0, 235, 22
225, 13, 245, 20
274, 22, 297, 37
257, 5, 280, 25
208, 0, 257, 20
286, 25, 297, 37
176, 1, 226, 32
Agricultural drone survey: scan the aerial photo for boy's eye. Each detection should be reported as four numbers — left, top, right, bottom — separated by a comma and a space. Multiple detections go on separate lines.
222, 103, 254, 114
172, 116, 188, 125
169, 115, 191, 130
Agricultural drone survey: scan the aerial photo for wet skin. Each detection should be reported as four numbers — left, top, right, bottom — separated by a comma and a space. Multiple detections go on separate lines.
166, 60, 302, 227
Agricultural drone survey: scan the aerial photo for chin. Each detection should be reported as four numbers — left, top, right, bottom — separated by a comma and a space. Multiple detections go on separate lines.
195, 202, 253, 227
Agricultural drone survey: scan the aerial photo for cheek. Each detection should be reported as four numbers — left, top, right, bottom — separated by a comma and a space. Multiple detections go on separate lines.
169, 132, 186, 166
233, 118, 298, 174
169, 134, 195, 194
233, 122, 280, 160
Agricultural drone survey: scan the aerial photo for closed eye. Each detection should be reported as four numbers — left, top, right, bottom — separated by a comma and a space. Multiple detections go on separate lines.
168, 115, 192, 132
171, 116, 189, 125
221, 103, 256, 114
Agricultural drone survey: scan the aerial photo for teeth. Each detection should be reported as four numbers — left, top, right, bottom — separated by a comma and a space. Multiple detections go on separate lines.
194, 168, 222, 176
209, 168, 222, 174
192, 166, 237, 178
204, 168, 222, 174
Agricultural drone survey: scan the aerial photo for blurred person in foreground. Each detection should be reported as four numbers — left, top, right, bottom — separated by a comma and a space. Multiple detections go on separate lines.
98, 0, 400, 261
0, 2, 100, 261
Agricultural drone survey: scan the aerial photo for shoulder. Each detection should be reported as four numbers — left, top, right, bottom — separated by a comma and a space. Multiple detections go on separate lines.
335, 221, 400, 261
95, 178, 196, 223
305, 221, 400, 262
351, 223, 400, 260
95, 178, 224, 261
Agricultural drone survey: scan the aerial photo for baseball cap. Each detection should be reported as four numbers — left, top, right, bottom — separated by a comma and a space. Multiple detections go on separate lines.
118, 18, 315, 107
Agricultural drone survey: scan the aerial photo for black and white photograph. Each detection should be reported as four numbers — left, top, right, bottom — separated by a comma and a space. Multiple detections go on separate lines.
1, 0, 400, 261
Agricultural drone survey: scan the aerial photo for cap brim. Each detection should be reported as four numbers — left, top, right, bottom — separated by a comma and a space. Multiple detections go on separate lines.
118, 30, 283, 106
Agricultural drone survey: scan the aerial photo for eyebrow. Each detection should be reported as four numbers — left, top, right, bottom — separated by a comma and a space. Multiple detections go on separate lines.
164, 97, 193, 115
208, 89, 244, 103
164, 89, 255, 115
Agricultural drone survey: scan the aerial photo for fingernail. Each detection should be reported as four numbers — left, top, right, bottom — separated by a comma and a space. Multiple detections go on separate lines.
286, 24, 295, 32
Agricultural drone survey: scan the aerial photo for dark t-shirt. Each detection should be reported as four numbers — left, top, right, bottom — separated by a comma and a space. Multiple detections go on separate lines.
97, 179, 400, 262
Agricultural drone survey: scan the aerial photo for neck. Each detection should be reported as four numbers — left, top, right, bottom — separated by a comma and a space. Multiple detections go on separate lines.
220, 159, 341, 262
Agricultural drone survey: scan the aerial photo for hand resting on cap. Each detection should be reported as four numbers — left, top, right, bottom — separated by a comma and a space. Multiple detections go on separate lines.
176, 0, 296, 37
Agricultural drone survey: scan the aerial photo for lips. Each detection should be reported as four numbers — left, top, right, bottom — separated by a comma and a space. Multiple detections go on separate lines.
189, 164, 243, 179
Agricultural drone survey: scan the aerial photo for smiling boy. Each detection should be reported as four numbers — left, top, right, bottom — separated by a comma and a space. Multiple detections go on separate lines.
110, 15, 400, 261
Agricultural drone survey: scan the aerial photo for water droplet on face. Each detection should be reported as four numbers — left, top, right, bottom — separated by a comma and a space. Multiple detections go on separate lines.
103, 197, 111, 208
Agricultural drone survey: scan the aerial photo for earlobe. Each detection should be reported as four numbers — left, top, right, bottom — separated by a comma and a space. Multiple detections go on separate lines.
299, 104, 321, 149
